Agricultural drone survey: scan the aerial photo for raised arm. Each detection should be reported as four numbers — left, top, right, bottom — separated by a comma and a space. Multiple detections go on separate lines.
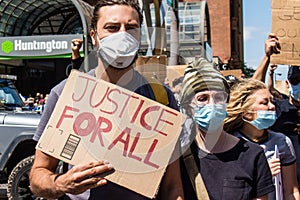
267, 64, 284, 99
252, 33, 280, 82
71, 39, 83, 60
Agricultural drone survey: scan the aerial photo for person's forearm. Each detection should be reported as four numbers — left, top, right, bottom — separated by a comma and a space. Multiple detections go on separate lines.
284, 188, 300, 200
282, 164, 300, 200
30, 168, 65, 199
72, 50, 81, 60
252, 55, 270, 82
29, 150, 64, 199
268, 72, 274, 90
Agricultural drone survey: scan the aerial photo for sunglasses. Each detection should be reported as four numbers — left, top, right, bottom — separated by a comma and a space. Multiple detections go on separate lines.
190, 91, 228, 107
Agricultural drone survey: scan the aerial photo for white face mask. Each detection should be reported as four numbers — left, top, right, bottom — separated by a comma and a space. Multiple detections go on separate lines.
97, 32, 140, 69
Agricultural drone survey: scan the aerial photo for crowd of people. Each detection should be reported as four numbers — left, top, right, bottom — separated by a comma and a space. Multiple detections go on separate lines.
28, 0, 300, 199
24, 92, 48, 113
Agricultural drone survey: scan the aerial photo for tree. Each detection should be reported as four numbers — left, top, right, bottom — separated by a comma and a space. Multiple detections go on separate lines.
241, 62, 255, 78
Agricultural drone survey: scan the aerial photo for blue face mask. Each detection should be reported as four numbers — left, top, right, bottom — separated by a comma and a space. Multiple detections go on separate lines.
193, 104, 227, 132
244, 110, 277, 130
289, 82, 300, 101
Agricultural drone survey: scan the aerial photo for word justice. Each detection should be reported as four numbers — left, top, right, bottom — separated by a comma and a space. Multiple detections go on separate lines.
68, 75, 179, 136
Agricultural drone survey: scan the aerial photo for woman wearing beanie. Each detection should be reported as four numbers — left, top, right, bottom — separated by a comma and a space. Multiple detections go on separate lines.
224, 78, 299, 200
179, 58, 274, 200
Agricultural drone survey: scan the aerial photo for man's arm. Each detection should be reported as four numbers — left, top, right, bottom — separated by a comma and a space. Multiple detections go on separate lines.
267, 64, 284, 99
29, 150, 64, 198
268, 65, 276, 92
69, 39, 84, 72
29, 149, 113, 199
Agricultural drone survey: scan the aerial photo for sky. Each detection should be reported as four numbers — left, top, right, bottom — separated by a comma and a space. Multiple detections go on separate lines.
243, 0, 288, 80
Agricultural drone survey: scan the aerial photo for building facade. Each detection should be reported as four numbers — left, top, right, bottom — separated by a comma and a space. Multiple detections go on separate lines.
0, 0, 243, 97
207, 0, 243, 69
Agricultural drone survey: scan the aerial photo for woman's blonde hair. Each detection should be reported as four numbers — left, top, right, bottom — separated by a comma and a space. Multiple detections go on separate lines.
224, 78, 267, 133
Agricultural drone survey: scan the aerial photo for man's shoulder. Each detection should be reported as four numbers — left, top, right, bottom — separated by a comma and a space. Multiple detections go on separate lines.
51, 79, 68, 96
52, 69, 96, 96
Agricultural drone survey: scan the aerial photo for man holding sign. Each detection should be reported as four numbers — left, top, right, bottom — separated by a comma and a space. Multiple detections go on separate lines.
29, 1, 184, 200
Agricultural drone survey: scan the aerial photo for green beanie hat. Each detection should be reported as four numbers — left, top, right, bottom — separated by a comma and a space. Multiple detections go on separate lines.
179, 58, 229, 106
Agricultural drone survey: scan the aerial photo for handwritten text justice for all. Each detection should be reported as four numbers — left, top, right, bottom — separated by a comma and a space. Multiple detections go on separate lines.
54, 75, 179, 169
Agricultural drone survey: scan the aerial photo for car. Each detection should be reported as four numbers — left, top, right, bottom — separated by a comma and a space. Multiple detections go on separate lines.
0, 74, 41, 199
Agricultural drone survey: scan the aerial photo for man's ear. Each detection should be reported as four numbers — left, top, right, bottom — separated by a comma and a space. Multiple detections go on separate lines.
90, 29, 96, 46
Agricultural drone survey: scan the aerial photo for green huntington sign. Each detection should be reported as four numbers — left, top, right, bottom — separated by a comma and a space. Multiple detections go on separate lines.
0, 34, 83, 60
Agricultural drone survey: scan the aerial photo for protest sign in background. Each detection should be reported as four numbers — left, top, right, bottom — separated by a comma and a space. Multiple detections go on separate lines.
271, 0, 300, 65
36, 70, 186, 198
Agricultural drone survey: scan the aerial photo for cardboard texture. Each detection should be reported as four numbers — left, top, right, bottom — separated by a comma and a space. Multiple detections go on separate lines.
271, 0, 300, 65
166, 65, 242, 86
136, 55, 167, 82
36, 70, 186, 198
166, 65, 187, 86
220, 69, 243, 78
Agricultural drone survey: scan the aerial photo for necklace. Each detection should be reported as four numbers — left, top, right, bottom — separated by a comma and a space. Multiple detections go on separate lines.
240, 129, 269, 143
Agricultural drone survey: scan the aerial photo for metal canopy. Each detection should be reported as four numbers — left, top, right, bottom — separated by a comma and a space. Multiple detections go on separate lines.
0, 0, 93, 70
0, 0, 93, 37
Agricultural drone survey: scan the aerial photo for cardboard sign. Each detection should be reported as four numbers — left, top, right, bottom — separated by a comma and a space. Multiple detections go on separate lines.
271, 0, 300, 65
36, 70, 186, 198
220, 69, 243, 78
136, 55, 167, 83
